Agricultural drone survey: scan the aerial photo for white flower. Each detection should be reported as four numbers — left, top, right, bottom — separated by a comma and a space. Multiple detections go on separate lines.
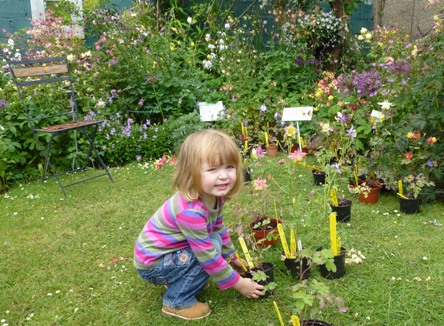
202, 60, 212, 69
7, 38, 14, 47
96, 99, 106, 108
360, 27, 368, 34
205, 34, 211, 42
66, 54, 75, 62
224, 23, 230, 29
378, 100, 394, 110
187, 17, 193, 24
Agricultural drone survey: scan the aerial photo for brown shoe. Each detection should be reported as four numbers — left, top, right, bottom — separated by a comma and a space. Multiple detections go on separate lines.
162, 302, 211, 320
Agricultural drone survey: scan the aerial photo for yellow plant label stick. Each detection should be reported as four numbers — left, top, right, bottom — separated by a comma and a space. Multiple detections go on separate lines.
397, 192, 409, 199
238, 237, 254, 269
290, 229, 296, 258
398, 180, 403, 195
329, 213, 338, 255
277, 224, 291, 257
235, 253, 248, 272
264, 131, 269, 147
330, 189, 339, 206
273, 301, 285, 326
291, 315, 301, 326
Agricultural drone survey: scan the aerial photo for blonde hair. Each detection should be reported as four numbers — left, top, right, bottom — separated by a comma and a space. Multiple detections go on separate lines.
173, 129, 243, 201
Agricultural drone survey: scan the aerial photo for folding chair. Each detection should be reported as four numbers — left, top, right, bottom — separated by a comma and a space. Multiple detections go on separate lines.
8, 56, 113, 195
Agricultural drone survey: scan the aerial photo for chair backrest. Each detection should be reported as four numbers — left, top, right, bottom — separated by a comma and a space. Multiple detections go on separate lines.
7, 57, 80, 133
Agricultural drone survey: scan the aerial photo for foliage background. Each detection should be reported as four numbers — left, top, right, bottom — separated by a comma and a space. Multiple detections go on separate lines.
0, 0, 443, 198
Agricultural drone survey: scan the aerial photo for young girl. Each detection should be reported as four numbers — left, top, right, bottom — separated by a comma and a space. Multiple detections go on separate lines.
133, 129, 264, 321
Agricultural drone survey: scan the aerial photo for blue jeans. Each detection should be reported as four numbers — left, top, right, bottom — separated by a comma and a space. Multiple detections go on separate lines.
137, 232, 222, 309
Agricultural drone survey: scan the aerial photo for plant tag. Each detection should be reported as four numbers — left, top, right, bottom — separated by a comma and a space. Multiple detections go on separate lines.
277, 224, 291, 258
291, 315, 300, 326
238, 237, 254, 269
273, 301, 285, 326
282, 107, 313, 121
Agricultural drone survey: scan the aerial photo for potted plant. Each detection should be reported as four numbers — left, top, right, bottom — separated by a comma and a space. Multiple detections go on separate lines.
279, 248, 343, 325
349, 178, 381, 204
397, 174, 435, 214
248, 176, 282, 247
238, 236, 277, 298
330, 190, 352, 223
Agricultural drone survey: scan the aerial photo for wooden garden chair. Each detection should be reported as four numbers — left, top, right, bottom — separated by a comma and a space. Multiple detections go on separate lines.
7, 56, 113, 195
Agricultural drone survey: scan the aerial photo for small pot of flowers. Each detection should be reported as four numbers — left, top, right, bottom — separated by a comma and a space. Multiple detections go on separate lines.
397, 174, 435, 214
330, 193, 352, 223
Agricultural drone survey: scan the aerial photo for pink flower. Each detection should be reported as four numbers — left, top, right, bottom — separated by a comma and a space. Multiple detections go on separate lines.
155, 154, 168, 170
253, 177, 268, 191
254, 146, 266, 158
288, 150, 307, 161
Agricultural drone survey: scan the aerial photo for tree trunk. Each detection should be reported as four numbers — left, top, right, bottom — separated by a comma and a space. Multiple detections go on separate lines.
327, 0, 347, 70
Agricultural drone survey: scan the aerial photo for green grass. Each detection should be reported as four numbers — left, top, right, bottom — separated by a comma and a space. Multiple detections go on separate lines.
1, 159, 443, 325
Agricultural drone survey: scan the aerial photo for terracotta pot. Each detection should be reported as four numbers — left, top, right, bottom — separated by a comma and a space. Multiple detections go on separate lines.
266, 143, 278, 157
250, 217, 281, 247
290, 144, 309, 153
358, 184, 381, 204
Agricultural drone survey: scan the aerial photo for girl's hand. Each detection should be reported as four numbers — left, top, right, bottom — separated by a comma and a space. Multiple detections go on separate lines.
232, 277, 264, 299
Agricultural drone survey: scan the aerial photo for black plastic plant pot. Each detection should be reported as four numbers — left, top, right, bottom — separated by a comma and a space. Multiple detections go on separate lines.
246, 262, 275, 298
312, 170, 326, 185
330, 200, 352, 223
284, 257, 310, 280
399, 196, 421, 214
302, 320, 332, 326
320, 248, 346, 279
243, 168, 251, 182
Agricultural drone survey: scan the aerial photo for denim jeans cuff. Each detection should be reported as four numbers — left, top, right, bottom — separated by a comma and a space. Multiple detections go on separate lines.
163, 297, 198, 310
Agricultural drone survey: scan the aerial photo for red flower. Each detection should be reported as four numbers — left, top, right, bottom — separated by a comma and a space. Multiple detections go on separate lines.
427, 136, 437, 144
405, 151, 413, 159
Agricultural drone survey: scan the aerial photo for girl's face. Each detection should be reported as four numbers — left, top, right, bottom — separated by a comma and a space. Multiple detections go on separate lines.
200, 161, 237, 208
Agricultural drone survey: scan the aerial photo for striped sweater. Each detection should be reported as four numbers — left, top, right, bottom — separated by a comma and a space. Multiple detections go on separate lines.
133, 192, 240, 290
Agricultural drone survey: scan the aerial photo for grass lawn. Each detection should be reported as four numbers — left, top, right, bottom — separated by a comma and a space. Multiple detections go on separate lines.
1, 158, 443, 325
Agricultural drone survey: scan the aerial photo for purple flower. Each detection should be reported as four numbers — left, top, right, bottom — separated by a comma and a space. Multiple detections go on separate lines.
138, 99, 145, 106
136, 155, 142, 162
427, 161, 434, 167
337, 69, 382, 97
347, 125, 357, 138
331, 163, 342, 174
0, 99, 9, 109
